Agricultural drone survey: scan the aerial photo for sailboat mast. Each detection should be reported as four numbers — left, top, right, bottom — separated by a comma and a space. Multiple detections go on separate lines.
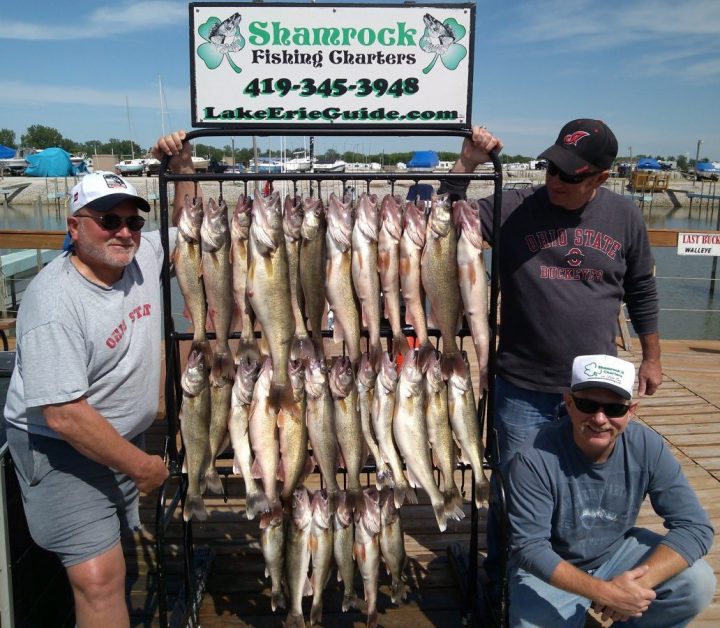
159, 75, 166, 136
126, 96, 135, 160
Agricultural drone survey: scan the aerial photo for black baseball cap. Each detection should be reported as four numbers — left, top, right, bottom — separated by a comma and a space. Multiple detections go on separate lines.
539, 119, 618, 175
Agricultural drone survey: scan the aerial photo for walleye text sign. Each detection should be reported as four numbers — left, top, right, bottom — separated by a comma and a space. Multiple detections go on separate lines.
677, 232, 720, 256
189, 2, 474, 130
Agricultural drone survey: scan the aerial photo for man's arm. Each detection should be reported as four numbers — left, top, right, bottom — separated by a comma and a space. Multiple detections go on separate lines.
638, 331, 662, 396
150, 129, 199, 226
44, 399, 168, 493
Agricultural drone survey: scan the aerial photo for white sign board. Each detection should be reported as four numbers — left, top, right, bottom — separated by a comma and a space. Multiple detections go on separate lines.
677, 232, 720, 256
189, 2, 474, 129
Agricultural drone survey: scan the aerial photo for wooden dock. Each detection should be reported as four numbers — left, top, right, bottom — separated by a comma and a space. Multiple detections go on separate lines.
114, 338, 720, 627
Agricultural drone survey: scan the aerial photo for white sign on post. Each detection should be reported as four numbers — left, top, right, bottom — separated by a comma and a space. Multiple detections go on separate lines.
189, 2, 474, 129
677, 232, 720, 256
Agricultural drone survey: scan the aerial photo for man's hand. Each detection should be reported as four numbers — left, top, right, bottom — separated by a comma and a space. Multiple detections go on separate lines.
131, 453, 169, 494
452, 125, 504, 173
592, 565, 657, 621
150, 129, 194, 174
638, 357, 662, 396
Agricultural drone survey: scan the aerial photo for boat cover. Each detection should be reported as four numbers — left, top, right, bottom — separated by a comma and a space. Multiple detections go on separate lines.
0, 145, 15, 159
406, 151, 439, 168
24, 147, 75, 177
636, 158, 661, 170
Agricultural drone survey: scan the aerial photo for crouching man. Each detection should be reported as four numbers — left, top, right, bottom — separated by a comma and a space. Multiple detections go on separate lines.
506, 354, 715, 627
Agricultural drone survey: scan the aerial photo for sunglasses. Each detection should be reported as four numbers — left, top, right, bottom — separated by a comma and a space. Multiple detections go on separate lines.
571, 395, 631, 418
74, 213, 145, 232
547, 162, 600, 184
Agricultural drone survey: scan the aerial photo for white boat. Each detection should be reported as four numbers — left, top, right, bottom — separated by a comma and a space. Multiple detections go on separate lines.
695, 162, 720, 181
283, 150, 313, 173
248, 158, 283, 174
312, 159, 347, 173
116, 158, 146, 176
144, 157, 161, 176
0, 148, 33, 174
192, 156, 210, 172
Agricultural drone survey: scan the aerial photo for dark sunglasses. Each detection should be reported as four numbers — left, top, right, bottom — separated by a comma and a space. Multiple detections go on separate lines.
547, 162, 600, 184
74, 213, 145, 232
571, 395, 631, 418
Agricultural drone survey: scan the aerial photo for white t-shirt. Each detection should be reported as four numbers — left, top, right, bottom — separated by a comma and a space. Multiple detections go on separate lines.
4, 229, 176, 440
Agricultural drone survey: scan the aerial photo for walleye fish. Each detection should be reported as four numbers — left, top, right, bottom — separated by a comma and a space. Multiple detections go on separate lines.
379, 487, 408, 605
352, 193, 382, 367
283, 194, 314, 361
305, 359, 340, 512
230, 194, 260, 363
424, 350, 464, 514
454, 200, 490, 391
378, 194, 409, 359
174, 195, 207, 345
248, 190, 294, 409
248, 357, 282, 517
209, 12, 242, 47
179, 346, 211, 522
228, 357, 269, 519
372, 352, 416, 508
357, 353, 392, 489
325, 192, 361, 367
421, 195, 464, 377
205, 354, 234, 494
421, 13, 457, 52
201, 197, 235, 384
329, 356, 365, 513
393, 349, 456, 532
399, 200, 434, 369
260, 511, 286, 612
299, 196, 327, 358
353, 487, 382, 628
447, 357, 490, 508
278, 359, 311, 505
334, 492, 360, 612
284, 487, 313, 628
309, 490, 334, 626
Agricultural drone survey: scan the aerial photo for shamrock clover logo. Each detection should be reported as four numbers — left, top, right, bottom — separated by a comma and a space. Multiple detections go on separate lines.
419, 13, 467, 75
197, 12, 245, 73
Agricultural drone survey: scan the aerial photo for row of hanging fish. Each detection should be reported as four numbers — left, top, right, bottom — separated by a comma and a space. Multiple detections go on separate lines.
173, 187, 491, 407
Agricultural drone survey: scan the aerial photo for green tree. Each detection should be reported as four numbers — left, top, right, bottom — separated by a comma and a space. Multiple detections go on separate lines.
21, 124, 66, 149
0, 128, 16, 148
677, 155, 688, 170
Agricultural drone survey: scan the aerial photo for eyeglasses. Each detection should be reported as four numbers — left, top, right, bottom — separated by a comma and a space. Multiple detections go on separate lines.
74, 213, 145, 232
547, 162, 601, 184
571, 395, 631, 418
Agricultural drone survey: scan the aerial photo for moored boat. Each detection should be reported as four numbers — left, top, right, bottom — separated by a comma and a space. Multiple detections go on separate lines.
116, 158, 146, 176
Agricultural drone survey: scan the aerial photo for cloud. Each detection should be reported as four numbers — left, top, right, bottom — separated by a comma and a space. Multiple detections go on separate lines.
0, 1, 186, 40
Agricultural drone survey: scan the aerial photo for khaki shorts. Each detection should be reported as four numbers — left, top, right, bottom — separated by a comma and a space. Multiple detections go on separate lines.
7, 426, 142, 567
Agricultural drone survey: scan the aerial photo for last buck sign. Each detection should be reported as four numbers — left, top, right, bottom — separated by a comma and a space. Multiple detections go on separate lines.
189, 2, 474, 129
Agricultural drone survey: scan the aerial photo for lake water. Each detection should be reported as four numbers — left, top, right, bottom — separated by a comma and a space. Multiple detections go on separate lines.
2, 198, 719, 341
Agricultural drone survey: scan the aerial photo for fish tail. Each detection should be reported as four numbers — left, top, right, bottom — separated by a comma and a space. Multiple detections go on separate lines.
393, 484, 418, 508
310, 602, 323, 626
204, 466, 224, 495
246, 490, 271, 520
391, 333, 410, 360
342, 593, 361, 612
271, 589, 287, 613
282, 613, 306, 628
375, 464, 394, 489
443, 485, 465, 513
347, 487, 366, 516
475, 476, 491, 509
416, 342, 436, 373
326, 488, 339, 515
290, 334, 316, 362
391, 581, 409, 605
268, 381, 294, 413
235, 338, 261, 364
440, 351, 467, 380
367, 608, 379, 628
432, 500, 448, 532
190, 339, 213, 366
183, 495, 208, 522
369, 342, 384, 373
210, 350, 235, 386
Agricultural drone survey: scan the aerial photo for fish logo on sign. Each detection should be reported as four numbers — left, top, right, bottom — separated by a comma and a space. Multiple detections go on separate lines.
564, 131, 590, 146
197, 12, 245, 74
419, 13, 468, 74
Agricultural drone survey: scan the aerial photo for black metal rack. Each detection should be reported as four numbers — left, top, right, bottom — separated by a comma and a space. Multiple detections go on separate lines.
155, 128, 503, 627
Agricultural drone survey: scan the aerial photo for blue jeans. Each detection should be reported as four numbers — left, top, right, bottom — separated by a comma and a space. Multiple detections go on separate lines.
508, 528, 716, 628
485, 377, 566, 585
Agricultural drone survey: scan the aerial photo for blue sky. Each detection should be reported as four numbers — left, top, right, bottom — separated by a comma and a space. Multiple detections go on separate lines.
1, 0, 718, 160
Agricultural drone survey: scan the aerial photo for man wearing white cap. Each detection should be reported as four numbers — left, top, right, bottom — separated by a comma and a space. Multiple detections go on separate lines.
505, 354, 715, 627
3, 132, 195, 626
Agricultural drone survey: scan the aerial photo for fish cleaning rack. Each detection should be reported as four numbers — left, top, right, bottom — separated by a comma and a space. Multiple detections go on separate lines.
156, 128, 504, 627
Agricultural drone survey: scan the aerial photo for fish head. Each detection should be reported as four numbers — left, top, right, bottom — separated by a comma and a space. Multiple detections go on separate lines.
234, 357, 261, 403
399, 349, 422, 388
334, 492, 353, 527
282, 195, 304, 240
428, 194, 453, 238
288, 359, 306, 400
380, 194, 404, 242
402, 200, 427, 249
424, 350, 446, 391
251, 189, 283, 251
357, 352, 378, 390
379, 487, 400, 524
178, 194, 203, 241
210, 12, 242, 38
357, 486, 381, 529
311, 489, 333, 529
291, 487, 313, 528
201, 197, 230, 250
377, 352, 399, 391
326, 193, 353, 249
230, 194, 252, 241
301, 197, 325, 240
355, 193, 379, 241
255, 355, 274, 391
181, 346, 209, 395
448, 357, 472, 393
454, 200, 485, 250
304, 359, 328, 398
329, 356, 354, 398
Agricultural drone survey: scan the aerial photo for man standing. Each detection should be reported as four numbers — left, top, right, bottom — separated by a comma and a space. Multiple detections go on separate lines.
3, 131, 194, 627
505, 354, 715, 626
443, 120, 661, 466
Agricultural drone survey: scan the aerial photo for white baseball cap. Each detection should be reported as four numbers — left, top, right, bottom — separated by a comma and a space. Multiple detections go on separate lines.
70, 171, 150, 214
570, 354, 635, 400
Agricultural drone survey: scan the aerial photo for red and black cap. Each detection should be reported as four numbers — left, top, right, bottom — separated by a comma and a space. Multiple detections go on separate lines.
539, 119, 618, 175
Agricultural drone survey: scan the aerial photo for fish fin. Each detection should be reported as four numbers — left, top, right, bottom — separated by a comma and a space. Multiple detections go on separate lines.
440, 351, 467, 380
368, 608, 379, 628
405, 467, 422, 489
303, 575, 314, 597
282, 613, 306, 628
394, 485, 418, 508
342, 593, 361, 612
375, 463, 394, 489
290, 334, 316, 362
369, 343, 383, 373
432, 501, 448, 532
416, 342, 436, 373
391, 333, 410, 360
246, 490, 271, 520
271, 590, 286, 613
443, 486, 464, 513
251, 457, 264, 480
346, 488, 366, 516
391, 581, 409, 605
183, 495, 208, 522
475, 475, 491, 509
326, 488, 339, 515
353, 542, 366, 562
269, 382, 294, 413
310, 602, 323, 626
204, 467, 224, 495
